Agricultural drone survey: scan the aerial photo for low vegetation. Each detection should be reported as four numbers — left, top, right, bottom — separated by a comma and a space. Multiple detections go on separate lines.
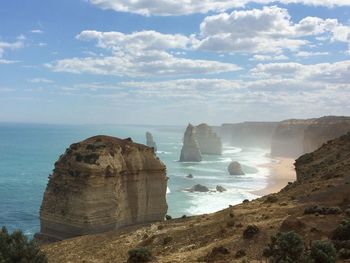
127, 247, 152, 263
0, 226, 47, 263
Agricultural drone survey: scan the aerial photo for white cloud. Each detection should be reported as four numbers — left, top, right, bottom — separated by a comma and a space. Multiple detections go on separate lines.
31, 29, 44, 34
196, 6, 350, 55
250, 60, 350, 84
29, 78, 54, 84
295, 51, 329, 57
0, 40, 24, 57
48, 30, 240, 77
88, 0, 350, 16
250, 54, 289, 61
0, 59, 19, 64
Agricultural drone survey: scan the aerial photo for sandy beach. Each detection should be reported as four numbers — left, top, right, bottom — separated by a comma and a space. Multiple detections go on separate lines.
252, 157, 297, 196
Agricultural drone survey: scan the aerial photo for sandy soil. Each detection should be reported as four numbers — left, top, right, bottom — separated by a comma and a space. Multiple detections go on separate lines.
252, 157, 296, 196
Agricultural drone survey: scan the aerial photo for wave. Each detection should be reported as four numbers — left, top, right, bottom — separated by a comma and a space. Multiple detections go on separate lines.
157, 151, 172, 155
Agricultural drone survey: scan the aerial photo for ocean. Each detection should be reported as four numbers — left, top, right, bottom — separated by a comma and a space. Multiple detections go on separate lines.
0, 123, 272, 236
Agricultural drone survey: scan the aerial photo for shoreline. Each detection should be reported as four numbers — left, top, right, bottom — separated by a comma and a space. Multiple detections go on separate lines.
252, 157, 296, 196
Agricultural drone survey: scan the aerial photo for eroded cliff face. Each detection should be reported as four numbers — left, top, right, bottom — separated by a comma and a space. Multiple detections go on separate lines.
220, 122, 278, 148
271, 116, 350, 158
146, 131, 157, 152
195, 123, 222, 155
37, 136, 168, 242
270, 119, 311, 158
179, 124, 202, 162
303, 116, 350, 154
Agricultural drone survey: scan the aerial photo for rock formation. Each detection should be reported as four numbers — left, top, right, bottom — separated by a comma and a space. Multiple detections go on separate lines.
146, 131, 157, 152
270, 119, 311, 158
191, 184, 209, 192
36, 135, 168, 242
220, 122, 278, 147
216, 185, 227, 192
179, 124, 202, 162
195, 123, 222, 155
228, 161, 245, 175
186, 174, 194, 179
271, 116, 350, 158
302, 116, 350, 153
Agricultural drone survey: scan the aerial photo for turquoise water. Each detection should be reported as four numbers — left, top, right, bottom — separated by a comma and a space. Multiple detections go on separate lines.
0, 123, 271, 236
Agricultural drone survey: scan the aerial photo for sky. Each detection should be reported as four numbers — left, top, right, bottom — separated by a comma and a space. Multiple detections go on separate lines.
0, 0, 350, 125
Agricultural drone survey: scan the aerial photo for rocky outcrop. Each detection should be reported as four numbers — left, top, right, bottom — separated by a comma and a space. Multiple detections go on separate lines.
295, 132, 350, 182
302, 116, 350, 153
195, 123, 222, 155
36, 135, 168, 242
220, 122, 278, 147
179, 124, 202, 162
191, 184, 209, 192
216, 185, 227, 192
146, 132, 157, 152
228, 161, 245, 175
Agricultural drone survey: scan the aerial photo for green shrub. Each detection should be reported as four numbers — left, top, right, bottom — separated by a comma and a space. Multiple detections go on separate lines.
263, 231, 305, 263
0, 226, 47, 263
163, 236, 173, 245
165, 215, 172, 220
332, 220, 350, 241
243, 225, 259, 239
310, 240, 337, 263
127, 247, 152, 263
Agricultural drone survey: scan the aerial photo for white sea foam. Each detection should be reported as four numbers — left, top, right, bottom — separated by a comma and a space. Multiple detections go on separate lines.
185, 189, 259, 215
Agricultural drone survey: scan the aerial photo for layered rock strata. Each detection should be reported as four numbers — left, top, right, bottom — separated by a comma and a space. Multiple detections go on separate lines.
195, 123, 222, 155
146, 131, 157, 152
37, 135, 168, 242
179, 124, 202, 162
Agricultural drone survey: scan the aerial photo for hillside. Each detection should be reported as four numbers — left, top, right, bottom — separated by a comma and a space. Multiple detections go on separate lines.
42, 133, 350, 262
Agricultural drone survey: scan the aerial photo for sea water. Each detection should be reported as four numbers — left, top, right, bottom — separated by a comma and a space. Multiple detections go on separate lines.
0, 123, 272, 236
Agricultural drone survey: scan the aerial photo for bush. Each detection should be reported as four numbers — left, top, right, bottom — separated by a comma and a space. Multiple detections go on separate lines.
226, 219, 235, 228
127, 247, 152, 263
243, 225, 259, 239
338, 248, 350, 259
163, 236, 172, 245
165, 215, 172, 220
310, 240, 337, 263
332, 220, 350, 241
263, 231, 305, 262
0, 226, 47, 263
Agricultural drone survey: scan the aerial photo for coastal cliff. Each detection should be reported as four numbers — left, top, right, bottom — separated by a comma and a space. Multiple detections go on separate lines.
36, 135, 168, 242
270, 119, 311, 158
42, 133, 350, 262
179, 124, 202, 162
302, 116, 350, 154
271, 116, 350, 158
195, 123, 222, 155
220, 122, 278, 148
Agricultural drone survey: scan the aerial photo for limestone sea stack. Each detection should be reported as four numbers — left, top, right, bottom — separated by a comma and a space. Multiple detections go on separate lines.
228, 161, 245, 175
195, 123, 222, 155
179, 124, 202, 162
36, 135, 168, 242
146, 131, 157, 152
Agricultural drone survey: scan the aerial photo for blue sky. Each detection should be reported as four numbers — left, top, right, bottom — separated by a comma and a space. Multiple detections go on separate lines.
0, 0, 350, 125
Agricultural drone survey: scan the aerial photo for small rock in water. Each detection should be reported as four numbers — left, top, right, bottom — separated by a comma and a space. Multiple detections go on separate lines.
216, 185, 227, 192
186, 174, 194, 179
192, 184, 209, 192
228, 161, 245, 175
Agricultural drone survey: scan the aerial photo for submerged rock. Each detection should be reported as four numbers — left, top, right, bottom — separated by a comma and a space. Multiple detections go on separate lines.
195, 123, 222, 155
36, 135, 168, 243
180, 124, 202, 162
146, 131, 157, 152
191, 184, 209, 192
228, 161, 245, 175
216, 185, 227, 192
186, 174, 194, 179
